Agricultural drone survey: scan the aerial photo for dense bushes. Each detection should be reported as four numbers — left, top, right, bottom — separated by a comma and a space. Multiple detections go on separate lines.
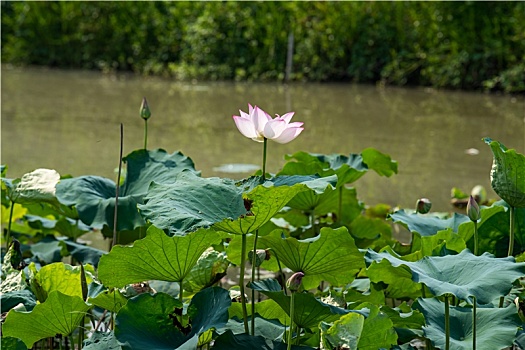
2, 1, 524, 92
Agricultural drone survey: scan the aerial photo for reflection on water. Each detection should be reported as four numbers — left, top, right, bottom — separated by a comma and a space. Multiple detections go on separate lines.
2, 65, 524, 212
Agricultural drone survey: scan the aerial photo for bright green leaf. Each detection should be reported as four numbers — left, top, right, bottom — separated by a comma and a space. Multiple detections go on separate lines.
484, 138, 525, 208
390, 210, 470, 236
2, 291, 90, 348
259, 227, 365, 289
98, 226, 223, 287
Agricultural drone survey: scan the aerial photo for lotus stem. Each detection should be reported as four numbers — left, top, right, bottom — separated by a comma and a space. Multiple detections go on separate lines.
473, 221, 478, 256
473, 296, 477, 350
508, 206, 515, 256
239, 234, 249, 333
499, 296, 504, 308
251, 231, 259, 335
111, 124, 124, 249
445, 295, 450, 350
179, 280, 183, 303
6, 201, 14, 248
275, 253, 288, 295
262, 138, 268, 180
287, 292, 296, 350
338, 186, 343, 223
144, 119, 148, 150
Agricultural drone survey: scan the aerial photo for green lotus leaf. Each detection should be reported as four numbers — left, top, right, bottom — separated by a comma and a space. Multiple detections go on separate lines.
321, 303, 397, 350
249, 279, 363, 329
214, 330, 308, 350
411, 228, 466, 258
83, 332, 122, 350
365, 253, 422, 300
0, 337, 27, 350
25, 214, 92, 239
62, 239, 106, 267
56, 149, 196, 231
184, 250, 229, 293
279, 149, 397, 187
459, 201, 525, 257
30, 238, 68, 264
115, 287, 230, 350
345, 279, 386, 306
2, 168, 60, 205
259, 227, 365, 290
141, 172, 333, 235
365, 249, 525, 304
221, 316, 286, 342
98, 226, 222, 287
225, 233, 279, 272
417, 297, 520, 350
381, 302, 426, 343
30, 262, 93, 301
88, 288, 128, 313
229, 298, 289, 326
484, 138, 525, 208
1, 290, 36, 313
390, 209, 470, 236
2, 290, 91, 348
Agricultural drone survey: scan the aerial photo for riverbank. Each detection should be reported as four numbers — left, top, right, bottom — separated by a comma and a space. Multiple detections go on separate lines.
2, 2, 524, 92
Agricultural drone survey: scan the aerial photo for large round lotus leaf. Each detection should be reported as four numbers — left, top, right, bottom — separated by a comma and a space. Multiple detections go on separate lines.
389, 210, 470, 237
365, 249, 525, 304
249, 279, 364, 329
31, 262, 93, 301
278, 149, 397, 187
56, 149, 196, 231
484, 138, 525, 208
140, 172, 335, 235
417, 297, 520, 350
2, 168, 60, 205
115, 287, 230, 350
98, 226, 223, 288
259, 227, 365, 290
321, 303, 398, 350
214, 330, 309, 350
83, 332, 122, 350
2, 291, 91, 348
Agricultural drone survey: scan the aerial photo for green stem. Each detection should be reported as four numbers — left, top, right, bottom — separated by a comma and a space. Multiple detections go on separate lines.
59, 337, 63, 350
499, 296, 504, 308
287, 292, 295, 350
251, 231, 259, 335
6, 201, 14, 248
179, 280, 184, 304
69, 335, 74, 350
239, 234, 249, 333
111, 124, 124, 250
338, 186, 343, 223
275, 254, 288, 295
445, 295, 450, 350
144, 119, 148, 149
473, 296, 477, 350
262, 138, 267, 180
473, 220, 478, 255
508, 206, 515, 256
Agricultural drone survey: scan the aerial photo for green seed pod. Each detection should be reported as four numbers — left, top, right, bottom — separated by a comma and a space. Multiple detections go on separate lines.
467, 195, 481, 222
286, 272, 305, 293
140, 97, 151, 120
415, 198, 432, 214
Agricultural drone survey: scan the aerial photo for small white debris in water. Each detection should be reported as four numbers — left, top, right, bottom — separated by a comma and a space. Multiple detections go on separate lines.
465, 148, 480, 155
213, 163, 260, 173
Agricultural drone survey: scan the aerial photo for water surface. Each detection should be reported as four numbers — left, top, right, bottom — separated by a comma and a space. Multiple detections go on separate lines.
2, 65, 524, 212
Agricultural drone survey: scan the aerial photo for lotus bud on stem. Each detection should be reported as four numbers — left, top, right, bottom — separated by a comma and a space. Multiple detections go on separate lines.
415, 198, 432, 214
467, 195, 481, 255
286, 272, 304, 350
140, 97, 151, 149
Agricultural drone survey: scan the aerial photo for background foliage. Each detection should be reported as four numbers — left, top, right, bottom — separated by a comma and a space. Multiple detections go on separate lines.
1, 1, 524, 92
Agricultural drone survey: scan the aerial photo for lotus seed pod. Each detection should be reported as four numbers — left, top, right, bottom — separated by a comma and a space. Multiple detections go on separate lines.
467, 195, 481, 222
471, 185, 487, 204
415, 198, 432, 214
140, 97, 151, 120
286, 272, 305, 292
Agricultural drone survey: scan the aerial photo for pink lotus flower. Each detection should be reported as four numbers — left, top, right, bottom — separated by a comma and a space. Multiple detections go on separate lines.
233, 104, 304, 144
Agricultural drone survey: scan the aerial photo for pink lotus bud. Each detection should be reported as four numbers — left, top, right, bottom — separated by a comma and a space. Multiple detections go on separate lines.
140, 97, 151, 120
286, 272, 305, 292
467, 195, 481, 222
415, 198, 432, 214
